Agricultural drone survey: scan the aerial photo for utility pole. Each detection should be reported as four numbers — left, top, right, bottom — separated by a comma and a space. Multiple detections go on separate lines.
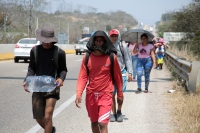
36, 17, 38, 29
29, 0, 32, 37
68, 23, 69, 44
3, 13, 6, 31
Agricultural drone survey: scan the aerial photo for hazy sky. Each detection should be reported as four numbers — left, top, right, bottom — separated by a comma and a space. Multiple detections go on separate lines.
50, 0, 191, 25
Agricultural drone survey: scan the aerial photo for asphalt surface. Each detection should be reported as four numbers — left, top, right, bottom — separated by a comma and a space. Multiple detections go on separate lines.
0, 54, 82, 133
0, 53, 174, 133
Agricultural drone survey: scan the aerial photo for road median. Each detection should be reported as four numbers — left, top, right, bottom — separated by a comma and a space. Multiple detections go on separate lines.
0, 50, 75, 61
0, 53, 14, 61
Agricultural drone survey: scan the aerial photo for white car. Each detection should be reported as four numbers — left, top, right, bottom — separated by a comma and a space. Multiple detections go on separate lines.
75, 41, 88, 55
75, 37, 89, 55
14, 38, 40, 63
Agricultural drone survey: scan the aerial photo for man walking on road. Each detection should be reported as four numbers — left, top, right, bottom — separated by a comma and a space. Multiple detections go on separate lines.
75, 31, 123, 133
22, 27, 67, 133
109, 29, 133, 122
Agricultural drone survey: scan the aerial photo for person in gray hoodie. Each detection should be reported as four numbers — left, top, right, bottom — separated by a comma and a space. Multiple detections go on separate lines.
109, 29, 133, 122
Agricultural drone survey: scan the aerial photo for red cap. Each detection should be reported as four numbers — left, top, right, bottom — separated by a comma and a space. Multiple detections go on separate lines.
109, 29, 119, 36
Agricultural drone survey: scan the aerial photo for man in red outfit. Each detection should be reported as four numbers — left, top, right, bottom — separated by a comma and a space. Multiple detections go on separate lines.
75, 31, 123, 133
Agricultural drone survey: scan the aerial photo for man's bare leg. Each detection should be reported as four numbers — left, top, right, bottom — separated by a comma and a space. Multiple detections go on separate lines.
91, 122, 100, 133
99, 122, 108, 133
44, 98, 56, 133
112, 93, 116, 114
117, 98, 123, 112
36, 118, 45, 129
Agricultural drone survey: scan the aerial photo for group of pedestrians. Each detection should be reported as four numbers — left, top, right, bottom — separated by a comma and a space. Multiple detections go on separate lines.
22, 27, 167, 133
153, 37, 169, 70
75, 29, 160, 133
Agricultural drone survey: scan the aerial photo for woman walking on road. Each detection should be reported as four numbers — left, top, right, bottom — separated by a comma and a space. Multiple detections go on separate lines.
133, 34, 156, 93
128, 42, 138, 81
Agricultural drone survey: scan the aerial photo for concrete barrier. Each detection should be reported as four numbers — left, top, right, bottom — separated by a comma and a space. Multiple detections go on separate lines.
0, 44, 76, 61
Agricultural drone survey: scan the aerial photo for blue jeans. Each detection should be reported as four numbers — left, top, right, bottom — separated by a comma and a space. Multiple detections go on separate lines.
137, 57, 153, 90
114, 69, 127, 93
132, 55, 138, 79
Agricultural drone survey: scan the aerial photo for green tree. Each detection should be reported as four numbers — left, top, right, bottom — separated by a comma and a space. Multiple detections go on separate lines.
106, 25, 111, 32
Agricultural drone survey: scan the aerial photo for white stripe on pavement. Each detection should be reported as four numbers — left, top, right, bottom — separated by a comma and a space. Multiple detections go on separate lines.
26, 94, 76, 133
76, 59, 82, 61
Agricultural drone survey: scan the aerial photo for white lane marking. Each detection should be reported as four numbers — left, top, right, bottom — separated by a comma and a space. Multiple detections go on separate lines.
26, 94, 76, 133
76, 59, 82, 61
23, 70, 28, 72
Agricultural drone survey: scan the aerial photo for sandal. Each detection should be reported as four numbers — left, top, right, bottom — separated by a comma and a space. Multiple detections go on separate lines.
144, 90, 148, 93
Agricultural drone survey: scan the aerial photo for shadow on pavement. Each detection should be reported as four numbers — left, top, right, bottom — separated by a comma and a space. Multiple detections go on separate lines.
126, 90, 136, 92
154, 78, 172, 81
126, 90, 153, 93
0, 77, 78, 81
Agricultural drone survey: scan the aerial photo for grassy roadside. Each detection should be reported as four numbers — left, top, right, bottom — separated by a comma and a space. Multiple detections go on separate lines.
166, 44, 200, 133
170, 84, 200, 133
0, 50, 75, 61
167, 44, 199, 62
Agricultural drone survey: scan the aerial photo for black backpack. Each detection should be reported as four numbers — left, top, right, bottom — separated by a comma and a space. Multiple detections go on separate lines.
33, 45, 60, 77
85, 51, 115, 83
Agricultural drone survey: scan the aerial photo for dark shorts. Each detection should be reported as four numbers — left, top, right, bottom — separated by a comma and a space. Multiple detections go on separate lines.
32, 88, 60, 119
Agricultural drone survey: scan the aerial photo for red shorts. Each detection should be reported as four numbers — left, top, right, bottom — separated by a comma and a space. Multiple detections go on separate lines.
86, 92, 112, 124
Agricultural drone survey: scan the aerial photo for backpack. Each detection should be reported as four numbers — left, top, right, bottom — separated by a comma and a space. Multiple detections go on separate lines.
85, 51, 115, 83
33, 45, 60, 77
119, 42, 127, 70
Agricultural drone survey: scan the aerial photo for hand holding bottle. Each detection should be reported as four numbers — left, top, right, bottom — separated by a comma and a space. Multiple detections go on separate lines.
55, 78, 63, 88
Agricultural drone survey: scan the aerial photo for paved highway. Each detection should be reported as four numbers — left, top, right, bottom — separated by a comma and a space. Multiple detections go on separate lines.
0, 53, 173, 133
0, 54, 83, 133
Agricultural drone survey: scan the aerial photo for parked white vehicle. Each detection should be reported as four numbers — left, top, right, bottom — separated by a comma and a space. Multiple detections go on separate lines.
14, 38, 40, 62
74, 37, 89, 55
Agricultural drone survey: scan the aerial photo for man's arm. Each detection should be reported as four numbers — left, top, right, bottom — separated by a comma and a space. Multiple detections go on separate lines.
58, 50, 67, 81
163, 43, 169, 48
56, 49, 68, 87
75, 55, 89, 108
122, 43, 133, 81
113, 55, 123, 100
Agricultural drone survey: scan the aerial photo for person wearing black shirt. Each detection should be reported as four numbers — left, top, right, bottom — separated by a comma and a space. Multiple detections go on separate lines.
22, 27, 67, 133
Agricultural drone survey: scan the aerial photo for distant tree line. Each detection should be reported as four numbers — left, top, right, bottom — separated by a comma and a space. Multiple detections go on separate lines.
0, 0, 138, 43
156, 0, 200, 58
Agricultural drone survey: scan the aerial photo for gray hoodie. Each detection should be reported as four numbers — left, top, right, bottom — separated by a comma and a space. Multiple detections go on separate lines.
112, 29, 133, 75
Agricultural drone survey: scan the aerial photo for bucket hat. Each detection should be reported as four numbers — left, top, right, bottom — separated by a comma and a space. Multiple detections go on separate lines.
35, 27, 58, 43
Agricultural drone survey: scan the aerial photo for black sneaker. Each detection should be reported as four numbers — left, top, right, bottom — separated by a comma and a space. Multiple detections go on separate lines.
117, 112, 123, 122
110, 114, 117, 122
52, 126, 56, 133
135, 88, 142, 94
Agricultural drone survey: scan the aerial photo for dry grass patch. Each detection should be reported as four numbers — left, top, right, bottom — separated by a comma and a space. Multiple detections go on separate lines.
170, 83, 200, 133
167, 44, 198, 62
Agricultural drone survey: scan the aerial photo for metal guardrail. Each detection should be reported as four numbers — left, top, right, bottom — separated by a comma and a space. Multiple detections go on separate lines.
164, 51, 200, 93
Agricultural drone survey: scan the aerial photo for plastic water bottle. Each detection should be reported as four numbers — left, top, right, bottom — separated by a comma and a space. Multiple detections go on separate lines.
25, 76, 58, 92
